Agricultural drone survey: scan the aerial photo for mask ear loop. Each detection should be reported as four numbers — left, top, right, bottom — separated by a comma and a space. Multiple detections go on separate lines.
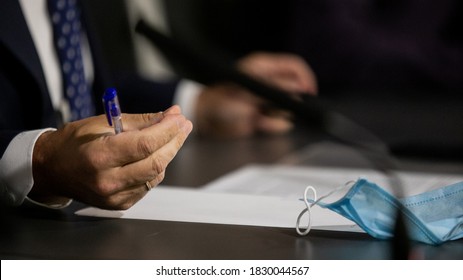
296, 180, 356, 236
296, 186, 317, 236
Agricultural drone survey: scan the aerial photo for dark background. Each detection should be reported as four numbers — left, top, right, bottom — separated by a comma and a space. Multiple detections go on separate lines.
162, 0, 463, 160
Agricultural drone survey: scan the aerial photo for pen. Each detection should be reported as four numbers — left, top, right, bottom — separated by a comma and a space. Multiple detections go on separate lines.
102, 87, 123, 134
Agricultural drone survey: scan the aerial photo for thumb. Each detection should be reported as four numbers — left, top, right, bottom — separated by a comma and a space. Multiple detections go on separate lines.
122, 111, 165, 131
122, 105, 183, 131
163, 105, 182, 115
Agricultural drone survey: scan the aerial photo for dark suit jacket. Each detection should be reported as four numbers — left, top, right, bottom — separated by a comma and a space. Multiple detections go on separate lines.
0, 0, 178, 156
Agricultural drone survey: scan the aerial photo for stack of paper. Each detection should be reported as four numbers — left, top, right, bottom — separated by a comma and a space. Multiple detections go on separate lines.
76, 164, 463, 233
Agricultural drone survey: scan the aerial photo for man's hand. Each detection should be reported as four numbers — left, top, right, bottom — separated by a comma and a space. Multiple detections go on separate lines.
29, 105, 192, 210
237, 52, 318, 95
195, 52, 317, 139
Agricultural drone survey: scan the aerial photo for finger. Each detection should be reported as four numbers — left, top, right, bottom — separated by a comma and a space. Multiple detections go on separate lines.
238, 53, 318, 95
256, 114, 294, 134
110, 171, 165, 210
268, 75, 314, 94
267, 56, 318, 94
111, 121, 191, 190
143, 177, 159, 192
93, 181, 150, 210
105, 114, 192, 166
289, 65, 318, 95
163, 104, 182, 115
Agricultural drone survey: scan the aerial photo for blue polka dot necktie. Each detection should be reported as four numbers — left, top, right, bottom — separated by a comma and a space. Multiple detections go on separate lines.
47, 0, 95, 121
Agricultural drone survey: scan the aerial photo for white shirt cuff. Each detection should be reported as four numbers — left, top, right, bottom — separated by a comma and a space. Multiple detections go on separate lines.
0, 128, 56, 206
173, 79, 203, 124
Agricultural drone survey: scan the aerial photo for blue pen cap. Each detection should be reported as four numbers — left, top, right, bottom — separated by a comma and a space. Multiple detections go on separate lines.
102, 87, 118, 126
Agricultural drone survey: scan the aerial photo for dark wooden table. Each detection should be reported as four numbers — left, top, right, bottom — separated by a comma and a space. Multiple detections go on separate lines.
1, 126, 462, 259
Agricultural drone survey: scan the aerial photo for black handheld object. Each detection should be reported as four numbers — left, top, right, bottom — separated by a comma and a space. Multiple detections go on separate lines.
135, 20, 386, 154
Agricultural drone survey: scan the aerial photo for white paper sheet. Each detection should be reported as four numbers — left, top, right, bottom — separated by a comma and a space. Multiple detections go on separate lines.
76, 186, 358, 231
76, 164, 462, 232
202, 164, 463, 202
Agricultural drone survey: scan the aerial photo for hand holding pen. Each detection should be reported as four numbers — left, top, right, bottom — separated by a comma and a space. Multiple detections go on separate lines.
29, 92, 193, 210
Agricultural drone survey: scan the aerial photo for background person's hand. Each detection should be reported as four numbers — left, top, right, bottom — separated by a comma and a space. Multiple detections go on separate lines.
29, 105, 192, 210
195, 52, 317, 139
237, 52, 318, 95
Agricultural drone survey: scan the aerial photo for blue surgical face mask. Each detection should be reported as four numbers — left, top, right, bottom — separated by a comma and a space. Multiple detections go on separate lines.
296, 178, 463, 245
